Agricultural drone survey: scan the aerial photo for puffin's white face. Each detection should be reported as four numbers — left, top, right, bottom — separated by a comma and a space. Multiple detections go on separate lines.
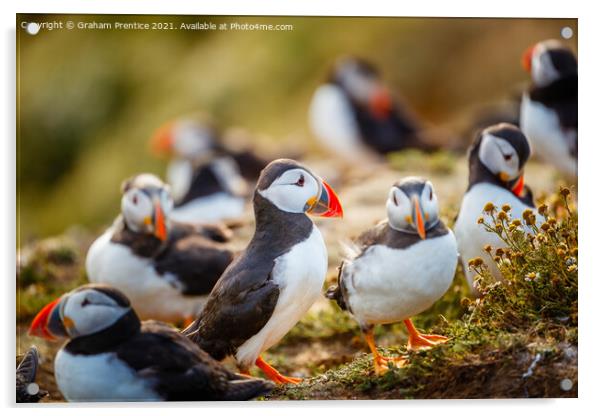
386, 180, 439, 238
478, 133, 521, 182
339, 62, 380, 104
172, 121, 214, 160
530, 42, 562, 87
121, 175, 173, 240
259, 168, 320, 214
59, 289, 130, 338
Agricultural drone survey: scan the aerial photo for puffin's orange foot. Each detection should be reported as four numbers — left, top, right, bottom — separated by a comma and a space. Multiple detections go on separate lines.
255, 356, 302, 385
407, 333, 448, 351
404, 319, 448, 351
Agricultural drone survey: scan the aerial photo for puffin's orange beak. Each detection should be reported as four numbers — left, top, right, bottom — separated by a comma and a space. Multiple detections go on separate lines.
370, 87, 392, 119
522, 45, 535, 72
150, 123, 174, 157
154, 202, 168, 241
511, 174, 525, 198
413, 196, 426, 240
306, 180, 344, 218
29, 297, 61, 341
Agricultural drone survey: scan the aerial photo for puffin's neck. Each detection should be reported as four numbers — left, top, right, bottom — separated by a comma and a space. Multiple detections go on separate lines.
63, 310, 141, 356
110, 215, 167, 258
251, 192, 313, 242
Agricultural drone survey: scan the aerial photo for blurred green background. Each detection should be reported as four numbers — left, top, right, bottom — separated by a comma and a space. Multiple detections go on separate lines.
17, 15, 576, 242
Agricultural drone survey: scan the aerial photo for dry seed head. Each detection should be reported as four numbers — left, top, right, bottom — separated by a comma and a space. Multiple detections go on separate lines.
483, 202, 495, 213
484, 244, 493, 253
495, 248, 505, 257
560, 187, 570, 197
501, 204, 511, 212
477, 216, 485, 225
538, 204, 548, 216
497, 211, 508, 221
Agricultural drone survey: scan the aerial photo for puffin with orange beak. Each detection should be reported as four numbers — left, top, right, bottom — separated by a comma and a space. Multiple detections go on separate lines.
28, 284, 274, 401
325, 177, 458, 375
454, 123, 542, 291
519, 39, 577, 178
309, 56, 435, 163
184, 159, 343, 384
86, 173, 234, 324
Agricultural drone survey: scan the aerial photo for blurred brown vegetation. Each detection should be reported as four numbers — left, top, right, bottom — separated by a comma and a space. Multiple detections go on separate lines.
17, 15, 576, 241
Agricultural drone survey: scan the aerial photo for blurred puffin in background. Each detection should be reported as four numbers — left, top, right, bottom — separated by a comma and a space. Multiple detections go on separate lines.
29, 284, 274, 401
326, 178, 457, 374
86, 174, 234, 324
309, 56, 437, 163
520, 40, 577, 178
184, 159, 343, 384
151, 118, 268, 222
454, 123, 541, 290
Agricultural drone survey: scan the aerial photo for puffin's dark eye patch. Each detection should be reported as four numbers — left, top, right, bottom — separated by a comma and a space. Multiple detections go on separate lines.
296, 175, 305, 187
81, 298, 91, 307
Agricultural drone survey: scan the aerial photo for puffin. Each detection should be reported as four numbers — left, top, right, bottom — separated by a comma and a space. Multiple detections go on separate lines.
454, 123, 540, 289
28, 284, 274, 401
325, 177, 458, 374
16, 346, 47, 403
520, 39, 577, 177
309, 56, 434, 163
150, 118, 268, 222
183, 159, 343, 384
86, 173, 234, 324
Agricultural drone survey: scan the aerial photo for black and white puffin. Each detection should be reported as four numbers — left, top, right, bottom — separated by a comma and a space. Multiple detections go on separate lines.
28, 284, 274, 401
325, 178, 458, 374
86, 173, 234, 324
16, 346, 47, 403
309, 56, 433, 163
520, 39, 577, 177
454, 123, 541, 289
151, 118, 268, 222
184, 159, 343, 384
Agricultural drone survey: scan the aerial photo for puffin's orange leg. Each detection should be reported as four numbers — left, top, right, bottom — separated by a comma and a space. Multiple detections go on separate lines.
255, 356, 302, 384
363, 327, 406, 375
404, 319, 448, 351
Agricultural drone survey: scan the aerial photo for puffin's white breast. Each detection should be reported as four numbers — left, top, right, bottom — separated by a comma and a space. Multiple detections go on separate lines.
55, 348, 161, 402
309, 84, 373, 163
86, 229, 206, 322
344, 231, 458, 326
520, 93, 576, 177
170, 192, 245, 223
235, 225, 328, 367
454, 183, 542, 289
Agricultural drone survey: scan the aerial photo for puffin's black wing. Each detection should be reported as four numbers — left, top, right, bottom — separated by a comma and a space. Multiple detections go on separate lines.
170, 220, 233, 243
184, 254, 280, 361
154, 234, 234, 296
117, 321, 273, 401
16, 346, 47, 403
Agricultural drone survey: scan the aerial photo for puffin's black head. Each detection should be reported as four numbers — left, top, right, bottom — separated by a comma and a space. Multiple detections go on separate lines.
472, 123, 531, 196
386, 177, 440, 239
328, 56, 392, 119
255, 159, 343, 218
522, 40, 577, 87
150, 118, 219, 161
120, 173, 173, 241
29, 284, 137, 341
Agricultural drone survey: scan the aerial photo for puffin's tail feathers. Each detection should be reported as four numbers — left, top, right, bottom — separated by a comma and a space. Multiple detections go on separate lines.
223, 378, 274, 401
324, 262, 349, 311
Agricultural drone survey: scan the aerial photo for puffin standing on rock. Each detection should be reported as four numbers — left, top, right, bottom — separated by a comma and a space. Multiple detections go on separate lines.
325, 178, 458, 374
184, 159, 343, 384
454, 123, 540, 289
29, 284, 274, 401
86, 174, 234, 324
520, 40, 577, 178
309, 56, 434, 163
151, 118, 268, 222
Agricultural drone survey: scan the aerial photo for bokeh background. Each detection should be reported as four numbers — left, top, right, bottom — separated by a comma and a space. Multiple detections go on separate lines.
17, 15, 577, 242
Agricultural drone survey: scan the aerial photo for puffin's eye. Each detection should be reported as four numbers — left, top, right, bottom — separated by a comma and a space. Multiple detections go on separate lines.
392, 193, 398, 206
81, 298, 91, 307
132, 194, 138, 205
503, 154, 512, 161
429, 189, 433, 200
296, 175, 305, 187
